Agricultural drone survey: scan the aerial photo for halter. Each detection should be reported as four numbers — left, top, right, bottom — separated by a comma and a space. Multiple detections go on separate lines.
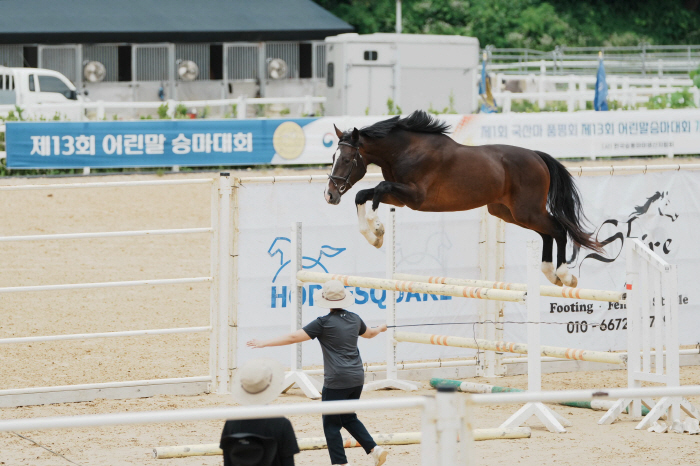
327, 141, 366, 194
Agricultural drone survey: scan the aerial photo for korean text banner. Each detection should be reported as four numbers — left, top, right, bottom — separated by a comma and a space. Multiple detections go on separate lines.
7, 109, 700, 168
5, 118, 323, 168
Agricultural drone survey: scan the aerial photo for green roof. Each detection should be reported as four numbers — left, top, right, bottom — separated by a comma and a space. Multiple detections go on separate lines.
0, 0, 353, 43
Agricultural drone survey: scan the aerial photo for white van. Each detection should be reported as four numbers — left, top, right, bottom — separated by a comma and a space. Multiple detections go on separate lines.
0, 67, 84, 119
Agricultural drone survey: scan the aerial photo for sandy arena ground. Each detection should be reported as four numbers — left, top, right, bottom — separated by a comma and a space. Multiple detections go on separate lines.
1, 158, 699, 465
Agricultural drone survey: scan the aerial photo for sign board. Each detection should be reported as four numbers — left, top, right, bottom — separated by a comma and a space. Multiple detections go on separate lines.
6, 109, 700, 168
235, 170, 700, 367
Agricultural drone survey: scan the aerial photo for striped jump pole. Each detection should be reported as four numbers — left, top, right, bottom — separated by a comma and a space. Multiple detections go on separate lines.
394, 331, 627, 366
393, 273, 624, 303
296, 271, 526, 303
429, 379, 650, 415
152, 429, 531, 458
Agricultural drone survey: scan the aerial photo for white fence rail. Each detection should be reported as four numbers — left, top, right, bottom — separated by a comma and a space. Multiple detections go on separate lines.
0, 95, 326, 121
0, 175, 237, 408
1, 385, 700, 466
491, 71, 700, 112
484, 44, 700, 77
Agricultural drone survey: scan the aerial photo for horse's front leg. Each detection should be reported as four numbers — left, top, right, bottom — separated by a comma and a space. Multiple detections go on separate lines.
363, 181, 425, 247
355, 188, 382, 247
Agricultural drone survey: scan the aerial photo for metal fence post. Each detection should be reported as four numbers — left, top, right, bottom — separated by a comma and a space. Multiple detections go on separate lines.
209, 177, 220, 393
215, 173, 233, 394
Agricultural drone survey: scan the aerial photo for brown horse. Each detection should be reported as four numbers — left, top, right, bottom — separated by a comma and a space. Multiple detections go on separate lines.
324, 110, 602, 287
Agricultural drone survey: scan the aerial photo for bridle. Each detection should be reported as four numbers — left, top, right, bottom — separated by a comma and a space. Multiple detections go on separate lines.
327, 141, 366, 194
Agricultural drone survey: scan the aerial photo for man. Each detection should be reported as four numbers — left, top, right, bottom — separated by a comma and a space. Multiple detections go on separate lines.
247, 280, 389, 466
221, 358, 300, 466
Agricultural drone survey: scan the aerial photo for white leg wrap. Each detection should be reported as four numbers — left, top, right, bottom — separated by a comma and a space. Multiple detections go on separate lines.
556, 263, 578, 288
365, 207, 385, 238
541, 262, 562, 286
357, 203, 380, 247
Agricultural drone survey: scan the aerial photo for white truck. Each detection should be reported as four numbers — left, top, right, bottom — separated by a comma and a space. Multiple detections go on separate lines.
0, 67, 84, 120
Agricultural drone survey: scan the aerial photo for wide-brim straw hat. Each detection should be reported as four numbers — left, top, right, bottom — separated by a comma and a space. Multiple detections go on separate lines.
231, 358, 285, 406
314, 279, 355, 308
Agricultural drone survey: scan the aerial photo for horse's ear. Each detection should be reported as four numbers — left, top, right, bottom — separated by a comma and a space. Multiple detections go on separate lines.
334, 124, 343, 139
352, 127, 359, 142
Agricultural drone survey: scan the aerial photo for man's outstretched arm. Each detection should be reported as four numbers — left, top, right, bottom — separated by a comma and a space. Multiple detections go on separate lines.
247, 329, 311, 348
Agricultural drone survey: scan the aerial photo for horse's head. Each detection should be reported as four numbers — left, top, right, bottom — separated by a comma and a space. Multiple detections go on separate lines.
324, 125, 367, 205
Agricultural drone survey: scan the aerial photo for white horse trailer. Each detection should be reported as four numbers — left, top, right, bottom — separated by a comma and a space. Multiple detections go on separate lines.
324, 33, 479, 116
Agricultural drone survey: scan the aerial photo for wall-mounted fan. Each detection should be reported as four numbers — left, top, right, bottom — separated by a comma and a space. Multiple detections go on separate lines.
83, 61, 106, 83
268, 58, 288, 80
177, 60, 199, 81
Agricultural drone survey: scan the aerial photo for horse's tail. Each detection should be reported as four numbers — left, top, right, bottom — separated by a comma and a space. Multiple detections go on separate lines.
535, 151, 603, 253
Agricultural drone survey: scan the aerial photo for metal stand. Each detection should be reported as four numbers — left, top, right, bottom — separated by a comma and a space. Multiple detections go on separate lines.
500, 240, 570, 433
282, 222, 322, 399
365, 208, 421, 392
600, 241, 699, 429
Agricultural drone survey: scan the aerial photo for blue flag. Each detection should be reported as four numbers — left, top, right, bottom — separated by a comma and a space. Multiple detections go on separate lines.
594, 56, 608, 111
479, 57, 497, 113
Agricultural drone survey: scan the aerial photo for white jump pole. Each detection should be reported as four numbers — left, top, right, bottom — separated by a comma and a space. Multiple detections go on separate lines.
499, 240, 571, 433
282, 222, 322, 399
364, 208, 421, 392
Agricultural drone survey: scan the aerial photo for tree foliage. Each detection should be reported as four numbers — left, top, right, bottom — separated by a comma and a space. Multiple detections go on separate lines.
313, 0, 700, 49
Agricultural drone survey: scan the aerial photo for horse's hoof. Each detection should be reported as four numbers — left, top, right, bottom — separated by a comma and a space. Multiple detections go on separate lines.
373, 222, 385, 237
555, 264, 577, 288
372, 236, 383, 248
554, 277, 564, 287
541, 262, 559, 285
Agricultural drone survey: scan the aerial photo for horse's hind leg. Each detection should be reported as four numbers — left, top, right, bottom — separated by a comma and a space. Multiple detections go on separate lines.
516, 211, 576, 287
488, 204, 561, 286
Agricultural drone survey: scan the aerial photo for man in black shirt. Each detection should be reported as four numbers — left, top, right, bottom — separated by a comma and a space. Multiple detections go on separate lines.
222, 359, 300, 466
248, 280, 389, 466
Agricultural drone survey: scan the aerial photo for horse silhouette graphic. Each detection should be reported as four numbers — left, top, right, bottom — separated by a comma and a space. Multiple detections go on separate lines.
268, 237, 346, 283
568, 190, 680, 272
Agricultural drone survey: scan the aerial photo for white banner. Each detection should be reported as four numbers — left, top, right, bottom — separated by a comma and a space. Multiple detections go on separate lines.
281, 109, 700, 165
236, 170, 699, 368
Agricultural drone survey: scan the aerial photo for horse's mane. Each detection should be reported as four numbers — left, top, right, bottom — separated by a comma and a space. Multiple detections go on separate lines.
359, 110, 451, 139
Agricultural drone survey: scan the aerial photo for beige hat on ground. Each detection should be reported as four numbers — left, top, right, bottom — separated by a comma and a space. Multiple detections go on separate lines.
314, 280, 355, 308
231, 358, 285, 406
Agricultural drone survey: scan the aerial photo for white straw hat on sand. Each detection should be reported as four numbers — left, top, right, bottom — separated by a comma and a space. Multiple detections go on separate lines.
231, 358, 285, 406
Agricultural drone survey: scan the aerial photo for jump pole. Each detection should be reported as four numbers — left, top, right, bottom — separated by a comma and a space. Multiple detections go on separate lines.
282, 222, 322, 399
393, 332, 626, 365
364, 208, 421, 392
430, 379, 650, 415
153, 428, 531, 459
393, 274, 624, 303
296, 272, 526, 302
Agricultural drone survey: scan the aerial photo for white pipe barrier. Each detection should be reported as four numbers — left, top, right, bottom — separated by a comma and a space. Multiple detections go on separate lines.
0, 174, 236, 407
0, 277, 212, 294
0, 227, 212, 243
0, 96, 326, 121
0, 178, 214, 191
0, 394, 472, 466
0, 326, 211, 345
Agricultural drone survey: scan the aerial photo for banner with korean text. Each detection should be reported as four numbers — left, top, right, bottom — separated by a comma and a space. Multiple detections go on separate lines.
6, 109, 700, 168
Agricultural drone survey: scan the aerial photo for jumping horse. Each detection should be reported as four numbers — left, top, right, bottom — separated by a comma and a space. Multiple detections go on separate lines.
324, 110, 602, 287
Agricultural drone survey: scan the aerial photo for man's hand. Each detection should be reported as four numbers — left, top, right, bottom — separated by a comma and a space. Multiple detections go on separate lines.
247, 339, 266, 349
360, 323, 389, 339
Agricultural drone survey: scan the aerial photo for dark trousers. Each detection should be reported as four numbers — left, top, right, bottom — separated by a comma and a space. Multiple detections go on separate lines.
322, 385, 377, 464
